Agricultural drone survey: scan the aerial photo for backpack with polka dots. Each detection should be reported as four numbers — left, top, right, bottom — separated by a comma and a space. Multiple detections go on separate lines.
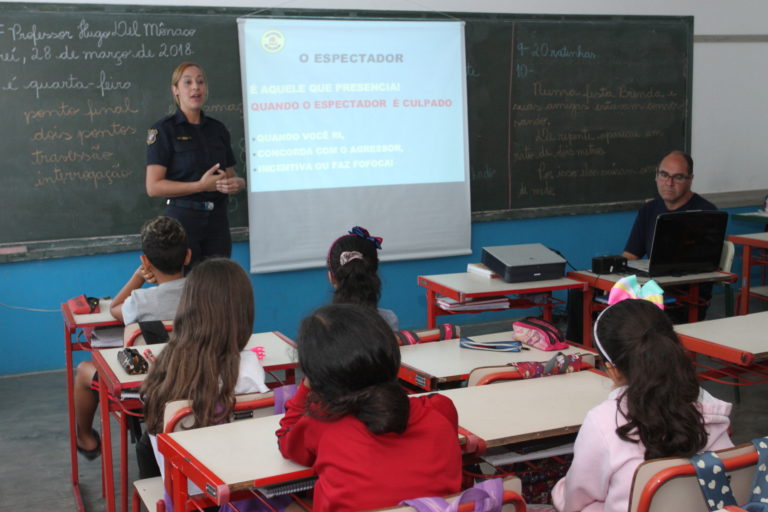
691, 437, 768, 512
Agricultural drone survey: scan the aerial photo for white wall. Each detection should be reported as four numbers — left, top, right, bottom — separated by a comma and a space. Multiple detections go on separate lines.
17, 0, 768, 195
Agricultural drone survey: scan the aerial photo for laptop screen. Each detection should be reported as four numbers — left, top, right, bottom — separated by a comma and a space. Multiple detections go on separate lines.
646, 210, 728, 276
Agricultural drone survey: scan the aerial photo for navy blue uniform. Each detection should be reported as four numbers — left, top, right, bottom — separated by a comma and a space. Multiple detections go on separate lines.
146, 109, 236, 265
624, 193, 717, 259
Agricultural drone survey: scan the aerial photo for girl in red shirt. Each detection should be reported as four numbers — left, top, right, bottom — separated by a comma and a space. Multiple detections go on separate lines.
276, 303, 462, 511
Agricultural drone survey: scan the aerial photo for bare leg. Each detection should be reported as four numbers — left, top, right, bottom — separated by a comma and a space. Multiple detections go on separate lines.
74, 360, 99, 451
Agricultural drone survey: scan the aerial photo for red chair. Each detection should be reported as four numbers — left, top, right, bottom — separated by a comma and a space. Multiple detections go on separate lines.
628, 442, 759, 512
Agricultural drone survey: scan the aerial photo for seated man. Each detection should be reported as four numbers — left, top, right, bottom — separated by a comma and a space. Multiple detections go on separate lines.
623, 150, 716, 323
567, 151, 716, 340
623, 150, 716, 260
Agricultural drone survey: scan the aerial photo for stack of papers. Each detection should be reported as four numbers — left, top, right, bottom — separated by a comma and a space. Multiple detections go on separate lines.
437, 296, 510, 311
90, 326, 124, 348
466, 262, 499, 278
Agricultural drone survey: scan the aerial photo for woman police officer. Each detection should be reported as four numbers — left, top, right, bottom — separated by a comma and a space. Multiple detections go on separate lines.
145, 62, 245, 267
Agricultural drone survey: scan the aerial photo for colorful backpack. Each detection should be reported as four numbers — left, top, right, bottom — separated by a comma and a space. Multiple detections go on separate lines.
691, 437, 768, 512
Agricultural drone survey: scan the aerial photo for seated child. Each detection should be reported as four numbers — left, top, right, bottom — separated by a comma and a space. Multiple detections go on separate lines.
276, 303, 462, 512
551, 297, 733, 512
140, 258, 269, 490
74, 216, 189, 460
326, 226, 398, 330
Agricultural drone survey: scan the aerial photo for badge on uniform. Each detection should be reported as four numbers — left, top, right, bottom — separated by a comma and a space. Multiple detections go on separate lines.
146, 129, 158, 145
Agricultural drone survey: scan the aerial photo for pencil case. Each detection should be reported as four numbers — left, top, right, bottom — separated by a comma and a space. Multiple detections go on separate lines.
67, 294, 100, 315
117, 348, 149, 375
512, 317, 568, 351
459, 337, 524, 352
515, 353, 582, 379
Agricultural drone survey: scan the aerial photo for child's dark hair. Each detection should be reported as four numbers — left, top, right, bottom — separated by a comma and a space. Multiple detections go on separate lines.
298, 303, 408, 434
595, 299, 707, 459
140, 258, 254, 434
327, 227, 382, 308
141, 216, 187, 275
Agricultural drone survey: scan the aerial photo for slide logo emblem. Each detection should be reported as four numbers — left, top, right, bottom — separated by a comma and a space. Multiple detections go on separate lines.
260, 30, 285, 53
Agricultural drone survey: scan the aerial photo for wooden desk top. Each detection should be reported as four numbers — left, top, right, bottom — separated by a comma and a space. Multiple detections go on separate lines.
569, 270, 735, 288
160, 413, 312, 493
93, 331, 297, 395
437, 370, 612, 447
62, 298, 119, 329
674, 311, 768, 365
418, 273, 582, 296
399, 331, 593, 385
729, 232, 768, 247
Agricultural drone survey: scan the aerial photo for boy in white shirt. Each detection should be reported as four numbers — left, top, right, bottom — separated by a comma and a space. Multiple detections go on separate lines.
74, 216, 190, 459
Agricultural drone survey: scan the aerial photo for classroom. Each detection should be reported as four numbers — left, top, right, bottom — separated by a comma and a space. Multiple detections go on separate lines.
1, 0, 768, 510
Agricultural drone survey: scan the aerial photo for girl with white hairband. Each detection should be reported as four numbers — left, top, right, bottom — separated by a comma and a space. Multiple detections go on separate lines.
326, 226, 399, 330
551, 277, 733, 512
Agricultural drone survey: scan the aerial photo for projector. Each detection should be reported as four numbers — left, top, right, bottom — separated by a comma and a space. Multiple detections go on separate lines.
481, 244, 566, 283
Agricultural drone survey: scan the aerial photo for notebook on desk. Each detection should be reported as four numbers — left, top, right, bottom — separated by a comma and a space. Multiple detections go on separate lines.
626, 210, 728, 277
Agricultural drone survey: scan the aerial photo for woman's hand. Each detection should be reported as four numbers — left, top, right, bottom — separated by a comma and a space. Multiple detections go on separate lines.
216, 175, 245, 195
197, 164, 225, 192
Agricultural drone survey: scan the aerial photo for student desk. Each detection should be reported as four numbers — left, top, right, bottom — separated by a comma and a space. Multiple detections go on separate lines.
158, 414, 313, 511
567, 270, 737, 341
728, 232, 768, 314
438, 370, 611, 450
158, 370, 611, 511
417, 272, 590, 341
674, 311, 768, 386
398, 330, 594, 391
61, 299, 120, 512
90, 331, 297, 512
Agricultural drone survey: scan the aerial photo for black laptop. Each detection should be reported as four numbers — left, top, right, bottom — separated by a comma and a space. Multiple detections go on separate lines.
627, 210, 728, 277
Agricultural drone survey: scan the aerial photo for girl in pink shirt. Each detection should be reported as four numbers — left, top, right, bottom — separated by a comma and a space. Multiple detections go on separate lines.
552, 299, 733, 512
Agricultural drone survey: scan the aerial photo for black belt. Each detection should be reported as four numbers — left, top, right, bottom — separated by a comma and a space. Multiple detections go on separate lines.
166, 199, 215, 211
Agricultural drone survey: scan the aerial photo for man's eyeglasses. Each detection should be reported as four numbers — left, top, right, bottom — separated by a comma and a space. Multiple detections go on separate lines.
656, 170, 692, 183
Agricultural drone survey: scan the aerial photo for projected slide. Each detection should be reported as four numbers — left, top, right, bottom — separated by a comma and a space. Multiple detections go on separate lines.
238, 19, 467, 193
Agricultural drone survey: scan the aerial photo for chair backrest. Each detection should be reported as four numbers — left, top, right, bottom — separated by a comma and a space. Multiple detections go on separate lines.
396, 324, 460, 346
467, 365, 523, 386
368, 476, 525, 511
124, 321, 174, 347
162, 391, 276, 433
720, 241, 736, 272
629, 442, 758, 512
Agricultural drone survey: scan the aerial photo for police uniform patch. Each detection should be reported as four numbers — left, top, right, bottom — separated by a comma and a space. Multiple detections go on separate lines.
146, 129, 158, 145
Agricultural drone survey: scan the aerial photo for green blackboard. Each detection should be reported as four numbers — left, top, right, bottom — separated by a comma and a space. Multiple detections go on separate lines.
0, 3, 251, 248
465, 16, 692, 215
0, 5, 691, 258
